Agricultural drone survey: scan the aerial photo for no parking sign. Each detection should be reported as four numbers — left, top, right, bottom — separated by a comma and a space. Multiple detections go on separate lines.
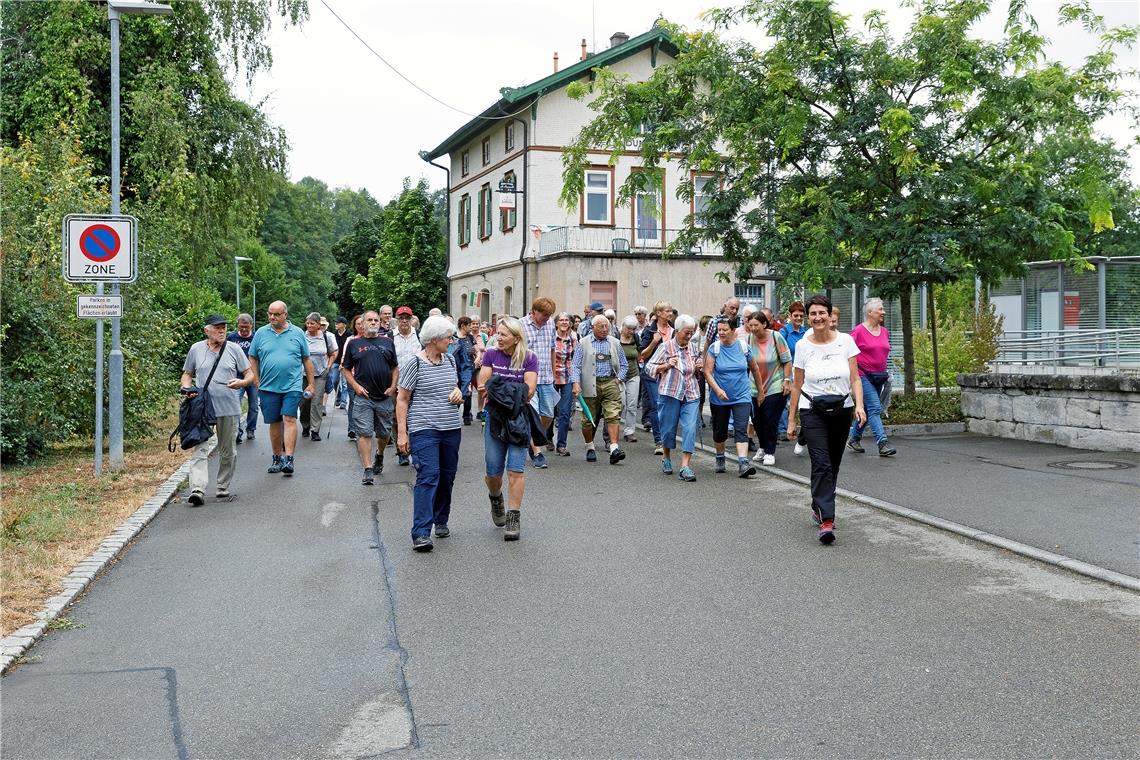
62, 214, 137, 283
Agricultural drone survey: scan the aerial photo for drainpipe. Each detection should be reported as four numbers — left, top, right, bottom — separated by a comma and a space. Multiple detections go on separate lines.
419, 151, 452, 311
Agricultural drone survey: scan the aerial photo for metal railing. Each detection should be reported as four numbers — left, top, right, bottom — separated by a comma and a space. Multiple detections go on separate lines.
994, 327, 1140, 368
537, 226, 722, 257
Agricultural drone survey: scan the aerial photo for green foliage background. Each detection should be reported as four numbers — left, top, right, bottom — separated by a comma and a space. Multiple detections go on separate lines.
0, 1, 446, 463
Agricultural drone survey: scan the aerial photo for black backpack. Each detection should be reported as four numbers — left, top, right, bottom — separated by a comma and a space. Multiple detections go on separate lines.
169, 346, 224, 452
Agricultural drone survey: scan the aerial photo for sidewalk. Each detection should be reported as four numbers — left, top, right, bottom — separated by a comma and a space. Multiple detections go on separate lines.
757, 430, 1139, 577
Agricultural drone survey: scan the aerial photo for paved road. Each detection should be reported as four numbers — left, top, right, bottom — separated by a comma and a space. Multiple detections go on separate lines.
3, 408, 1138, 758
766, 431, 1140, 577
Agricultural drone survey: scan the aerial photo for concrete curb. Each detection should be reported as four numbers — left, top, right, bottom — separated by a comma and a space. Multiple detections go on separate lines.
884, 421, 966, 436
693, 443, 1140, 593
0, 441, 213, 673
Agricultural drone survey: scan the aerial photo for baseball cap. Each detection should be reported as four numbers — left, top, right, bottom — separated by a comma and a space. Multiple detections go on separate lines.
396, 306, 413, 317
336, 316, 347, 324
589, 301, 604, 311
204, 314, 228, 327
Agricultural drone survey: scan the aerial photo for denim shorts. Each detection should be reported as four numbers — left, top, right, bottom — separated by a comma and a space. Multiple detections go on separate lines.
484, 422, 528, 476
535, 383, 556, 418
260, 390, 302, 423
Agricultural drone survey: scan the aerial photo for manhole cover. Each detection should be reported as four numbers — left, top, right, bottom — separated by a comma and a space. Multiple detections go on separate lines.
1048, 460, 1135, 471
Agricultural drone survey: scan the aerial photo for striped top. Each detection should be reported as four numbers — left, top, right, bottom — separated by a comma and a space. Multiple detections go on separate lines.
647, 338, 701, 401
398, 353, 462, 434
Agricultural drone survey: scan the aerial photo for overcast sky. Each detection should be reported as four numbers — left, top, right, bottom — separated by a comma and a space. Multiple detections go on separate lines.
244, 0, 1138, 203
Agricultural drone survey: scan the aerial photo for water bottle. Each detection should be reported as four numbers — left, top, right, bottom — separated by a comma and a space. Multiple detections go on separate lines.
303, 390, 313, 399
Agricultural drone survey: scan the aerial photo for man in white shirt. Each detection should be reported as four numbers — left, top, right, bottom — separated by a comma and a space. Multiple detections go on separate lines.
392, 305, 422, 465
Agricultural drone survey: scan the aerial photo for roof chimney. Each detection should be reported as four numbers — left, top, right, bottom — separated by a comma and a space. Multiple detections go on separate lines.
580, 38, 588, 61
553, 51, 559, 73
609, 31, 629, 49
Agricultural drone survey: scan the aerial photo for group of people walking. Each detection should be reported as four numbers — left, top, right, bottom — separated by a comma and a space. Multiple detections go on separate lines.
181, 292, 899, 551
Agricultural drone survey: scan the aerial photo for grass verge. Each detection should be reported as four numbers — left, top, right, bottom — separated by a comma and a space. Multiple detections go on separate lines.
1, 416, 191, 637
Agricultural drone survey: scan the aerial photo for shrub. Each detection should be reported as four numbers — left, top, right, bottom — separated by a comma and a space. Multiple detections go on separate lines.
887, 392, 964, 424
912, 302, 1003, 387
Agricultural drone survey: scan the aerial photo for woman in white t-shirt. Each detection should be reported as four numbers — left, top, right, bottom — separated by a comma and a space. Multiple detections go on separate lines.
786, 295, 866, 545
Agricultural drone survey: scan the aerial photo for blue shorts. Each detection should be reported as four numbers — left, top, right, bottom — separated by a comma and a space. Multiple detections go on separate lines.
535, 383, 556, 418
484, 422, 528, 476
260, 390, 302, 423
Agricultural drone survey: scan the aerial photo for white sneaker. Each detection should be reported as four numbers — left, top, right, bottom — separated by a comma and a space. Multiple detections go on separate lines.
762, 454, 775, 466
752, 451, 764, 462
794, 442, 806, 456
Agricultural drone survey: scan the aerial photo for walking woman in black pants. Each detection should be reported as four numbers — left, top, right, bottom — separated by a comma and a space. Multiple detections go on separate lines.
785, 295, 866, 544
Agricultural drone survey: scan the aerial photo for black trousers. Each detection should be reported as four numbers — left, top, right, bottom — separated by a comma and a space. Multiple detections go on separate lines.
753, 393, 786, 456
800, 407, 853, 522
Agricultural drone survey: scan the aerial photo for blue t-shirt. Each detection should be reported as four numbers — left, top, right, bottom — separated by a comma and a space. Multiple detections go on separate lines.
248, 323, 310, 393
709, 338, 753, 406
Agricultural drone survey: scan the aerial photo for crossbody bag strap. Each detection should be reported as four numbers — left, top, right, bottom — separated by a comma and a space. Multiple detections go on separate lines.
202, 343, 226, 390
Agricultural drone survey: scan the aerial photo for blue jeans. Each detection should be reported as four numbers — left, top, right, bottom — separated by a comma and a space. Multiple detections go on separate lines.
237, 384, 258, 434
410, 428, 461, 540
849, 375, 887, 444
640, 369, 661, 443
554, 383, 574, 450
335, 366, 350, 407
656, 395, 699, 454
326, 364, 341, 396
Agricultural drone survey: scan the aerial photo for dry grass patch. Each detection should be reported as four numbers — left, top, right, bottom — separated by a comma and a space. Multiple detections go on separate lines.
1, 423, 191, 636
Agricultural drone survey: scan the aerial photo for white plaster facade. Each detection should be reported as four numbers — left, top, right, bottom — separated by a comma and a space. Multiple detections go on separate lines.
427, 30, 764, 323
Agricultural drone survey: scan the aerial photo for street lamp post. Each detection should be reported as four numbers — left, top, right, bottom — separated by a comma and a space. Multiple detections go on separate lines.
252, 281, 260, 328
234, 255, 252, 313
107, 0, 172, 472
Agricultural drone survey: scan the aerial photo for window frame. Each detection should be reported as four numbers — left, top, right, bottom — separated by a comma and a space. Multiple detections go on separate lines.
500, 171, 517, 233
690, 171, 720, 228
458, 194, 471, 247
461, 150, 470, 177
481, 137, 491, 166
631, 167, 665, 248
504, 122, 515, 153
580, 165, 616, 228
478, 183, 493, 241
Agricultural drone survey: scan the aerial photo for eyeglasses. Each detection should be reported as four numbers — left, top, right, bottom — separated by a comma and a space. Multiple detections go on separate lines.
268, 311, 285, 317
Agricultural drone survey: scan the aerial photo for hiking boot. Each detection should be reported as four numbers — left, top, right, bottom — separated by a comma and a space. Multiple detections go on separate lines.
187, 491, 205, 507
398, 454, 410, 466
246, 430, 255, 441
846, 438, 865, 454
654, 444, 664, 455
362, 467, 374, 485
556, 447, 570, 457
818, 519, 836, 544
235, 430, 244, 445
463, 416, 473, 426
489, 492, 506, 527
609, 447, 625, 465
878, 440, 897, 457
412, 535, 434, 552
678, 466, 697, 482
310, 431, 322, 442
532, 453, 548, 469
302, 428, 310, 438
267, 455, 283, 474
715, 455, 726, 474
281, 455, 295, 476
738, 459, 756, 478
661, 458, 673, 475
504, 509, 521, 541
374, 452, 384, 475
434, 524, 450, 538
586, 449, 597, 463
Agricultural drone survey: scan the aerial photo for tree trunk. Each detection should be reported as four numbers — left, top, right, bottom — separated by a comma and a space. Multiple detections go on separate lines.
900, 286, 916, 396
928, 283, 941, 397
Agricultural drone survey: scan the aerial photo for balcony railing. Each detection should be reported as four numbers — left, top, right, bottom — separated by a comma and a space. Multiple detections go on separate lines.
537, 226, 721, 257
994, 327, 1140, 368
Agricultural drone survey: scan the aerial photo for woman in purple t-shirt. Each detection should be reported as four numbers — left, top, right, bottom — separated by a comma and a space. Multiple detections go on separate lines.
847, 297, 897, 457
476, 317, 537, 541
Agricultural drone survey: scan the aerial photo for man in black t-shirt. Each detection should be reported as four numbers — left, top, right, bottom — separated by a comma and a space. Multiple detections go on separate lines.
342, 311, 400, 484
227, 313, 258, 443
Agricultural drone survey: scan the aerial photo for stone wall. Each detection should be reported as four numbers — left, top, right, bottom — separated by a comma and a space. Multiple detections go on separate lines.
958, 372, 1140, 452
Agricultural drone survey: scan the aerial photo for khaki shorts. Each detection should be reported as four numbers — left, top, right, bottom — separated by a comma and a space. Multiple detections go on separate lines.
581, 377, 623, 431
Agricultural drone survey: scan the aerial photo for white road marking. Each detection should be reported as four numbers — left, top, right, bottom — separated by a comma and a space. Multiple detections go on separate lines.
331, 692, 414, 757
320, 502, 347, 528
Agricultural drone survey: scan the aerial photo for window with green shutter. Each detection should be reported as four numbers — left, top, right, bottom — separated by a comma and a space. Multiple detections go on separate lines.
478, 184, 492, 240
459, 194, 471, 246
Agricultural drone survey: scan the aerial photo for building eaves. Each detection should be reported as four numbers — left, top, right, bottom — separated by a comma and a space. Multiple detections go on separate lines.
422, 25, 678, 162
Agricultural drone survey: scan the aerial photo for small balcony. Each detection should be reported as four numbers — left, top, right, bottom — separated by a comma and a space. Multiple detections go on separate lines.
537, 226, 721, 258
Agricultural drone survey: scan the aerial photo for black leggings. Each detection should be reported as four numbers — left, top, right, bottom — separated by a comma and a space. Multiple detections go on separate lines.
753, 393, 786, 455
800, 407, 853, 522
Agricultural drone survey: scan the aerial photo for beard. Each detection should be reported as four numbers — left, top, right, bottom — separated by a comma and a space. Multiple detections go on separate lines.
365, 326, 380, 337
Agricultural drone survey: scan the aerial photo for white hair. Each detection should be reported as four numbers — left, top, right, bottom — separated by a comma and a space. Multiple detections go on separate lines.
591, 314, 610, 327
740, 304, 757, 317
419, 315, 456, 343
633, 305, 648, 315
864, 297, 885, 316
604, 308, 616, 319
620, 315, 639, 331
675, 313, 698, 332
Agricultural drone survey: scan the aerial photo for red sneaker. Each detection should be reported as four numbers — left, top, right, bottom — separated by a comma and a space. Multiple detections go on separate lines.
818, 519, 835, 544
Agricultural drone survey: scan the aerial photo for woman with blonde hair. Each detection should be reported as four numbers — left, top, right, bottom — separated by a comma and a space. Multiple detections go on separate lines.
477, 317, 537, 541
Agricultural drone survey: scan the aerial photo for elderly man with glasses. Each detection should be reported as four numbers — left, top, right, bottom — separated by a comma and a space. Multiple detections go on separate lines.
247, 301, 315, 476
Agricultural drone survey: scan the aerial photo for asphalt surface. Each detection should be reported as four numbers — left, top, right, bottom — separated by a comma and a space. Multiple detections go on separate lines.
3, 407, 1138, 759
765, 430, 1140, 577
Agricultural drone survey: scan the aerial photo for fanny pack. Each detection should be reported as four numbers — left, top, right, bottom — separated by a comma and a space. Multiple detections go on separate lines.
865, 371, 890, 390
803, 392, 849, 417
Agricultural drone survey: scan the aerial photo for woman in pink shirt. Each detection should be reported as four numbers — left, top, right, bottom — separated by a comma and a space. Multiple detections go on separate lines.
847, 298, 897, 456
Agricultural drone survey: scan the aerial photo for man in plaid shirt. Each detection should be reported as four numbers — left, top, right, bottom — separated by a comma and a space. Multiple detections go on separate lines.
521, 296, 558, 468
701, 297, 741, 361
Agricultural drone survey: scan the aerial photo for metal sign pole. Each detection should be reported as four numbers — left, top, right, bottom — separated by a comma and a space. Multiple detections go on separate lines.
95, 281, 104, 476
108, 7, 125, 471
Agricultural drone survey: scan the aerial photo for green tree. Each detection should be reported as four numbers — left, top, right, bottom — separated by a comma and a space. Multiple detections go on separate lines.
561, 1, 1136, 394
330, 211, 385, 318
352, 180, 447, 315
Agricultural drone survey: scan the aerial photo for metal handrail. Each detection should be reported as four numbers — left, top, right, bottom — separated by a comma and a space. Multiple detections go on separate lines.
994, 327, 1140, 368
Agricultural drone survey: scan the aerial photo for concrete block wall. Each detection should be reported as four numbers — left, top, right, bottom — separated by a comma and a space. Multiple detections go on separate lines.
958, 372, 1140, 452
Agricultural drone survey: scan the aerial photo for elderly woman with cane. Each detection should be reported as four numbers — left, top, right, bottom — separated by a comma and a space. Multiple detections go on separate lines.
646, 314, 702, 482
396, 316, 464, 553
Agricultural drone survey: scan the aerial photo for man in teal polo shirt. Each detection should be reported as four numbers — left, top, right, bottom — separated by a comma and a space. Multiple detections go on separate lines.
248, 300, 315, 476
